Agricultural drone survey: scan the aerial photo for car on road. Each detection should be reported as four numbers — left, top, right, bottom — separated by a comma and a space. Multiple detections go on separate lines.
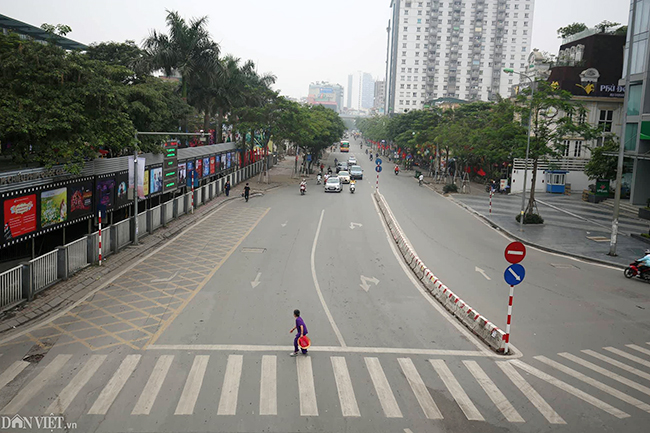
349, 165, 363, 179
338, 170, 351, 184
324, 176, 342, 192
348, 156, 357, 165
336, 162, 349, 173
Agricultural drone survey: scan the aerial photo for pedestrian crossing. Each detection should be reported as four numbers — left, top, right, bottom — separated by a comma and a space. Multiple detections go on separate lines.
0, 343, 650, 426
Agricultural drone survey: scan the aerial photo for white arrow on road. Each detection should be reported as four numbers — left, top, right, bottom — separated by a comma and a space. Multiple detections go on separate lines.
251, 272, 262, 288
508, 267, 521, 281
475, 267, 491, 280
350, 222, 363, 230
281, 221, 288, 227
360, 276, 380, 292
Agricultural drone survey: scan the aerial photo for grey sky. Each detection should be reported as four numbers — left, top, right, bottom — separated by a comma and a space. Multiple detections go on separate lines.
3, 0, 631, 101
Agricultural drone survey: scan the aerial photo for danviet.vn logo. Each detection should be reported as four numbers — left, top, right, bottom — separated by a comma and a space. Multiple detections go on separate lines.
0, 414, 77, 430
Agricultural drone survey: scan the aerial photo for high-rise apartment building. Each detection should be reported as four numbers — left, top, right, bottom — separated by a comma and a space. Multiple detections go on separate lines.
374, 80, 386, 112
347, 74, 354, 108
362, 73, 376, 109
387, 0, 535, 114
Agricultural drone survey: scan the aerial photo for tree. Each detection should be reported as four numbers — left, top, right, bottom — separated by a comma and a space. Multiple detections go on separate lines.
584, 136, 620, 181
595, 20, 620, 33
557, 22, 588, 39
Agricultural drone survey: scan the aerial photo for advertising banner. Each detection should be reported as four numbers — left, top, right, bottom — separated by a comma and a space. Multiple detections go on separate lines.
221, 154, 226, 170
195, 159, 203, 179
210, 157, 216, 174
128, 156, 146, 199
227, 153, 232, 169
143, 170, 149, 197
115, 172, 129, 208
40, 187, 67, 228
186, 162, 194, 187
179, 162, 187, 187
203, 157, 210, 177
3, 194, 37, 240
96, 178, 115, 212
150, 167, 162, 195
68, 181, 93, 220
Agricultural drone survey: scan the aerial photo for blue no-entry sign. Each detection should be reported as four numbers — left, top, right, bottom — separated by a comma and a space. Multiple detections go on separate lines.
375, 165, 382, 173
504, 264, 525, 286
376, 158, 382, 166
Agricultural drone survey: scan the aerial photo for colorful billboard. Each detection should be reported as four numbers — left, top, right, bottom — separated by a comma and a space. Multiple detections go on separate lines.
186, 162, 194, 187
143, 170, 149, 196
203, 157, 210, 177
115, 172, 129, 208
195, 159, 203, 179
210, 157, 216, 174
68, 181, 93, 219
150, 167, 162, 195
3, 194, 37, 240
227, 153, 232, 169
96, 178, 115, 211
40, 187, 67, 228
221, 154, 226, 169
179, 162, 187, 186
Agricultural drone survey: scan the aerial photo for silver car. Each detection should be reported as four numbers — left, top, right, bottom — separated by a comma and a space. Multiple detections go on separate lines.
348, 157, 357, 165
324, 176, 342, 192
338, 170, 351, 184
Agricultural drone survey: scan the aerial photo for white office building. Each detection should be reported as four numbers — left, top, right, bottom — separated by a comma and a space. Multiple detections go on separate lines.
387, 0, 535, 114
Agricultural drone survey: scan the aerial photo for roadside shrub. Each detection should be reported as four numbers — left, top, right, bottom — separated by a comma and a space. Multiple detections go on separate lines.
443, 183, 458, 194
515, 213, 544, 224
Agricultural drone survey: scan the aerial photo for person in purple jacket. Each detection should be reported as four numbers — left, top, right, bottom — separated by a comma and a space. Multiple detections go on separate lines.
289, 309, 308, 356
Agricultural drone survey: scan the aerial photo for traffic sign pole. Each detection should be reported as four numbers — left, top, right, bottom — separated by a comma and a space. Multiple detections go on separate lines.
502, 242, 526, 354
489, 190, 493, 214
504, 284, 515, 354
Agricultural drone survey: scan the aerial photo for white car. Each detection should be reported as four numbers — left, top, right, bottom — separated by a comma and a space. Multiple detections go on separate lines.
348, 157, 357, 165
338, 170, 351, 184
324, 176, 342, 192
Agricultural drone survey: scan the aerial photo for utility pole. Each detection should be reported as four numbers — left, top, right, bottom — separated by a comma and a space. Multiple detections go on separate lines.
384, 20, 391, 116
610, 3, 636, 256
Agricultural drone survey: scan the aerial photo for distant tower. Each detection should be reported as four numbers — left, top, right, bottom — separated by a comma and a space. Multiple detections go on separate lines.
347, 74, 353, 108
361, 73, 375, 109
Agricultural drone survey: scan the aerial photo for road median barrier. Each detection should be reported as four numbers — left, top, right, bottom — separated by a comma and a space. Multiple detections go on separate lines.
374, 191, 507, 353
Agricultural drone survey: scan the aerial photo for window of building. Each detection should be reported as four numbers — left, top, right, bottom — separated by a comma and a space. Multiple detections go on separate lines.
523, 30, 528, 35
403, 43, 407, 48
416, 35, 421, 40
414, 68, 419, 73
404, 26, 408, 31
408, 67, 412, 73
400, 83, 405, 89
415, 52, 420, 56
598, 110, 614, 132
578, 111, 586, 124
563, 140, 571, 157
573, 140, 583, 157
406, 100, 411, 105
404, 18, 409, 23
413, 92, 418, 97
399, 99, 404, 105
401, 67, 406, 72
417, 27, 421, 32
624, 123, 638, 151
415, 60, 420, 65
627, 84, 642, 116
514, 4, 519, 9
403, 35, 408, 40
402, 51, 407, 56
402, 60, 407, 64
417, 19, 422, 24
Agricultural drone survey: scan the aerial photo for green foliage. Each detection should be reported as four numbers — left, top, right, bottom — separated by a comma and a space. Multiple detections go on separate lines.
516, 213, 545, 224
584, 138, 619, 181
443, 183, 458, 194
557, 22, 588, 38
595, 20, 621, 33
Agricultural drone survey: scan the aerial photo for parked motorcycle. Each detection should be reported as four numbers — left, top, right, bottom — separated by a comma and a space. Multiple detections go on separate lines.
624, 260, 650, 281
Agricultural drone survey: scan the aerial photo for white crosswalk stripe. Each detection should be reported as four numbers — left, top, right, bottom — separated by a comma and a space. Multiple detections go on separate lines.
47, 354, 106, 414
627, 344, 650, 357
88, 354, 140, 415
0, 361, 29, 393
398, 358, 442, 419
132, 355, 174, 415
603, 347, 650, 369
217, 354, 243, 416
582, 349, 650, 381
331, 356, 360, 417
259, 355, 277, 415
296, 356, 318, 416
365, 357, 402, 418
175, 355, 209, 415
496, 361, 566, 424
1, 354, 71, 415
430, 359, 484, 421
463, 360, 524, 423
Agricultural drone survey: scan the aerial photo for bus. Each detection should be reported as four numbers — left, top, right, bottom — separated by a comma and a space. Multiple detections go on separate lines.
340, 141, 350, 152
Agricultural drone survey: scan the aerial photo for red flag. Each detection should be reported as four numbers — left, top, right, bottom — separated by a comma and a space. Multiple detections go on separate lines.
477, 168, 486, 176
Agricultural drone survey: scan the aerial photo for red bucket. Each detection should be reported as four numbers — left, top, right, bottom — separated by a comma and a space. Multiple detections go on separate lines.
298, 335, 311, 349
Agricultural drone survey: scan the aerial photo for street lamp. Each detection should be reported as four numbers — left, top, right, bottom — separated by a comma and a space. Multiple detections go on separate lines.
504, 68, 534, 232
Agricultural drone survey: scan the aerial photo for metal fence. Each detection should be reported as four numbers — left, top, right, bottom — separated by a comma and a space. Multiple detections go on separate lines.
0, 157, 274, 312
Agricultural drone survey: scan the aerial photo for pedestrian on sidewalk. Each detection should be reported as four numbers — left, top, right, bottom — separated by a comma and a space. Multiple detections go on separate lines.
224, 179, 231, 197
244, 183, 250, 202
290, 309, 309, 356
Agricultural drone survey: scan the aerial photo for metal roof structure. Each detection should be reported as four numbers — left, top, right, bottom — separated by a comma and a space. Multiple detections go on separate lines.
0, 14, 88, 50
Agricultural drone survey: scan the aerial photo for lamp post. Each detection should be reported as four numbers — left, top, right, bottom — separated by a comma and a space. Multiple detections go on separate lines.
504, 68, 534, 231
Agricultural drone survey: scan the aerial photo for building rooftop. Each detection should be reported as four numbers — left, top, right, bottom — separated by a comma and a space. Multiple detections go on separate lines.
0, 14, 88, 50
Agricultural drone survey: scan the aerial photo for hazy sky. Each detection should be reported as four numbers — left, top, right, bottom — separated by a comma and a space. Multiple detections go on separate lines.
3, 0, 631, 102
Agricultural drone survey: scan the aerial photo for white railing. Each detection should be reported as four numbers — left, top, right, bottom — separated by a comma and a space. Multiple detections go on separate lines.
137, 212, 148, 238
66, 237, 88, 275
196, 188, 202, 206
30, 250, 58, 294
152, 205, 162, 230
202, 185, 208, 203
115, 218, 131, 249
102, 227, 112, 258
0, 266, 22, 310
176, 196, 186, 215
164, 201, 174, 223
513, 158, 588, 171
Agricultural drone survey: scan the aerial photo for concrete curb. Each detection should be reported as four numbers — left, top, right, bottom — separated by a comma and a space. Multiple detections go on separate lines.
373, 191, 507, 353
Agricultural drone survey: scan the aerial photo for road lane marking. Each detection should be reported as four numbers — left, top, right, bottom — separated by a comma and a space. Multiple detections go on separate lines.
359, 275, 379, 292
365, 357, 402, 418
398, 358, 442, 419
371, 195, 497, 356
1, 354, 71, 415
47, 355, 106, 414
0, 361, 29, 392
145, 208, 270, 348
510, 360, 629, 419
311, 209, 346, 347
536, 355, 650, 413
217, 354, 243, 416
331, 356, 361, 417
430, 359, 484, 421
582, 349, 650, 381
463, 360, 524, 423
626, 343, 650, 357
603, 347, 650, 368
475, 267, 491, 280
175, 355, 209, 415
88, 354, 140, 415
147, 343, 496, 357
297, 356, 318, 416
497, 361, 565, 424
560, 352, 650, 396
132, 355, 174, 415
259, 355, 277, 415
251, 272, 262, 288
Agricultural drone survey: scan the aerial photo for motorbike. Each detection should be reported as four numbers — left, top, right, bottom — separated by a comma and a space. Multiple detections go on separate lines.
394, 168, 399, 176
350, 183, 356, 194
370, 154, 373, 161
317, 175, 322, 185
418, 178, 423, 186
300, 183, 306, 195
624, 260, 650, 281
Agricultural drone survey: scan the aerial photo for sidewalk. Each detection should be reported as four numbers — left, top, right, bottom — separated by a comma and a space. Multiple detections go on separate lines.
0, 164, 285, 337
442, 183, 649, 267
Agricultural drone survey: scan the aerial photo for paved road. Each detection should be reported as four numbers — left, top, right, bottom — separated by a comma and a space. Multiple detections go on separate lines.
0, 145, 649, 432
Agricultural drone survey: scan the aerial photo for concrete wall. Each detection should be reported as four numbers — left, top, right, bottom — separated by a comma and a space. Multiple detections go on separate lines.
511, 168, 591, 194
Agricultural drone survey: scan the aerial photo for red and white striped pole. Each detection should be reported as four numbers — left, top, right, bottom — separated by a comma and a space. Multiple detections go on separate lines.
376, 171, 379, 191
503, 284, 515, 354
190, 171, 195, 214
489, 189, 493, 214
98, 212, 102, 266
